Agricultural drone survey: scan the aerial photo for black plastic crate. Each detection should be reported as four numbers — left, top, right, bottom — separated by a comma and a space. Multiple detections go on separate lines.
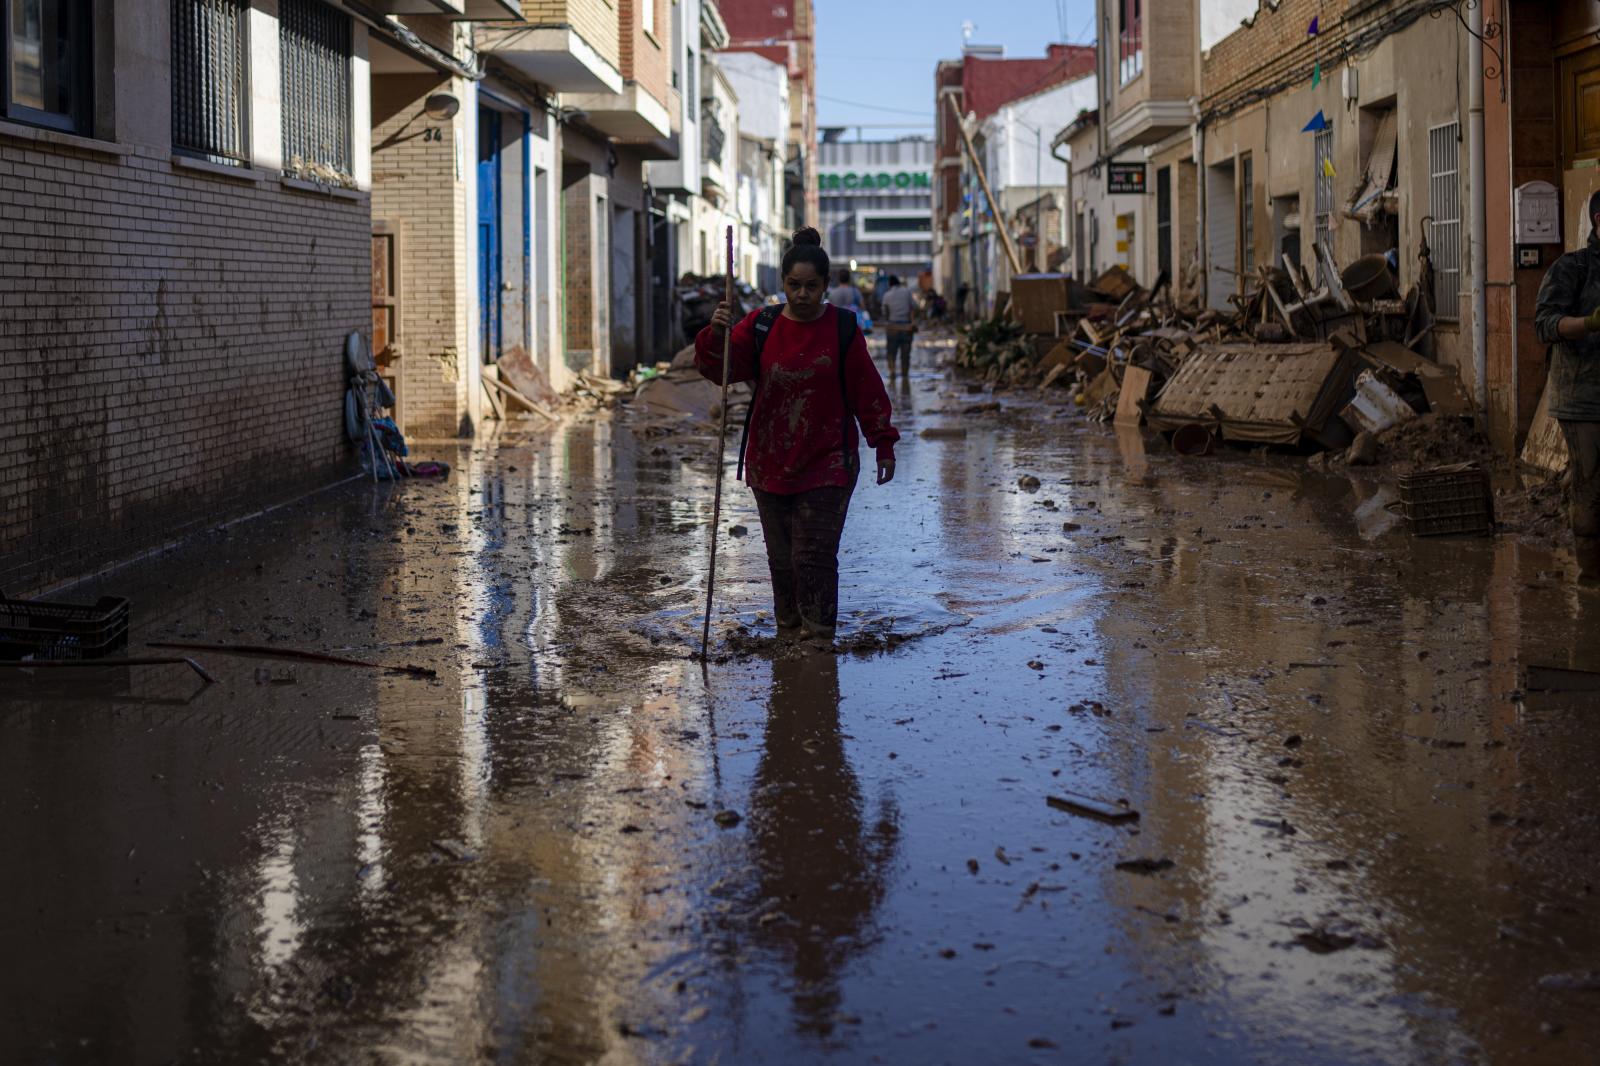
0, 590, 130, 660
1398, 463, 1494, 537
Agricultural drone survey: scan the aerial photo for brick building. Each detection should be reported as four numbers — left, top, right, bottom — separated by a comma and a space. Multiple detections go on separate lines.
0, 0, 400, 592
715, 0, 817, 232
931, 43, 1095, 314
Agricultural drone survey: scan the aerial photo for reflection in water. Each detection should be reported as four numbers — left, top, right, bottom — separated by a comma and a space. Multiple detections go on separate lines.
746, 651, 899, 1038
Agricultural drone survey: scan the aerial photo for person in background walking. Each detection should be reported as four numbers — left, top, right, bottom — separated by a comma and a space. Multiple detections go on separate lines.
698, 227, 899, 644
1535, 188, 1600, 581
827, 269, 863, 315
881, 275, 916, 381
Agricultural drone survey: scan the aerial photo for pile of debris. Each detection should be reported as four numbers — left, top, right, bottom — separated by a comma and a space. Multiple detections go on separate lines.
677, 274, 769, 345
956, 234, 1476, 466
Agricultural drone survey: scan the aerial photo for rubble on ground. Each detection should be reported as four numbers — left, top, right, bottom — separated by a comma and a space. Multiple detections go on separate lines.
949, 238, 1578, 543
954, 238, 1509, 470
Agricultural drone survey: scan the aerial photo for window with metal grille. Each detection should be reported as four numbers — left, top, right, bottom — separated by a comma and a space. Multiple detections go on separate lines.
1429, 121, 1461, 320
279, 0, 351, 181
1156, 165, 1172, 279
1314, 130, 1333, 241
172, 0, 250, 164
1240, 154, 1254, 272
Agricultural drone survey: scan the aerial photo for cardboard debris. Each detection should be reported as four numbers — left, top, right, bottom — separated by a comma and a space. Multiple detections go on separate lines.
497, 345, 562, 409
1090, 265, 1138, 301
1521, 380, 1569, 475
1342, 370, 1418, 435
1011, 274, 1073, 334
1082, 367, 1119, 406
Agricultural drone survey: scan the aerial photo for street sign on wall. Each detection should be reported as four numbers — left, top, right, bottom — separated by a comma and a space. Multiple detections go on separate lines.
1107, 162, 1147, 195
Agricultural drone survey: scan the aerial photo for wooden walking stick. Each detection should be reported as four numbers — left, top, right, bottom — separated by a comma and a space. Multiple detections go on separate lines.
700, 225, 737, 661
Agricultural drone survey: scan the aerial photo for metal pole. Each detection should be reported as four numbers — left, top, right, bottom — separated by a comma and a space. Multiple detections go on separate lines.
1468, 0, 1488, 411
947, 94, 1024, 276
700, 225, 736, 660
1035, 125, 1042, 271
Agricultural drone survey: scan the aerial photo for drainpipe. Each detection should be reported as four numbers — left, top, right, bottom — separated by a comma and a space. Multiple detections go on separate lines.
1468, 0, 1488, 412
1193, 98, 1206, 308
1051, 138, 1071, 263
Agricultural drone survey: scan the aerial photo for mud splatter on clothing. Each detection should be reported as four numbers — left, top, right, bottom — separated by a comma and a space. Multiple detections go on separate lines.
696, 306, 898, 494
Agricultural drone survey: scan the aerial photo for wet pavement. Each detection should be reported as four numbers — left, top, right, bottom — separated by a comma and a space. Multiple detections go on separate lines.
5, 337, 1600, 1064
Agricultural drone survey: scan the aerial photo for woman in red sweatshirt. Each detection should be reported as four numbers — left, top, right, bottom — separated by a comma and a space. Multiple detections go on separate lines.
697, 227, 900, 644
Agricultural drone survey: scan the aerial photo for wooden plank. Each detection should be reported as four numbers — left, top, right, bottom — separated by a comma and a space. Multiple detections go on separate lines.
1115, 365, 1153, 426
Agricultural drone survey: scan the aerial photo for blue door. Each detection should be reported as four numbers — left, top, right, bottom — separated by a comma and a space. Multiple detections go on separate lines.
478, 107, 502, 362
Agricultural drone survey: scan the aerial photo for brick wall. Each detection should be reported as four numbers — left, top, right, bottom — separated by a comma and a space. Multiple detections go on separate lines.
619, 0, 671, 111
563, 169, 596, 367
521, 0, 621, 71
0, 137, 368, 593
370, 74, 471, 439
1202, 0, 1394, 106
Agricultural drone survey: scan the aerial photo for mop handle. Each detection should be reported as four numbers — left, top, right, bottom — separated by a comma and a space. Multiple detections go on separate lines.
701, 226, 736, 660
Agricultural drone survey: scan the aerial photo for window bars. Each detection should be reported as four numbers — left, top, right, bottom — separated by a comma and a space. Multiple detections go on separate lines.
1241, 155, 1255, 273
172, 0, 250, 164
279, 0, 351, 182
1429, 121, 1461, 321
1313, 130, 1333, 243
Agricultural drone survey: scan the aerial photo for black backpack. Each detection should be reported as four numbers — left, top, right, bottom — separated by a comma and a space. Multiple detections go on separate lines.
734, 305, 859, 482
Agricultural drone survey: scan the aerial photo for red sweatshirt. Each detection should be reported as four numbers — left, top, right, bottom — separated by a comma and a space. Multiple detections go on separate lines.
695, 305, 899, 494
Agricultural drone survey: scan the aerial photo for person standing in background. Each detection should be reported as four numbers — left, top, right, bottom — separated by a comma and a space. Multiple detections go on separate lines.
881, 275, 916, 381
1535, 188, 1600, 581
827, 269, 863, 314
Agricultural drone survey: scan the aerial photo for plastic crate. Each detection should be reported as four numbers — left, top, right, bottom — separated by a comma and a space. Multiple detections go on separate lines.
0, 589, 130, 660
1398, 463, 1494, 537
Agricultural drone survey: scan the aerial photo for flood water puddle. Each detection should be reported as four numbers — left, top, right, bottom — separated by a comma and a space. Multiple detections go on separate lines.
4, 342, 1600, 1064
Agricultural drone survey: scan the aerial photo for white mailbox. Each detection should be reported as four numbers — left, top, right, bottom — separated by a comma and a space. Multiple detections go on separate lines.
1515, 181, 1561, 244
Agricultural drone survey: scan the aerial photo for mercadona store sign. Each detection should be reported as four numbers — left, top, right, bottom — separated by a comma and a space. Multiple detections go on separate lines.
818, 168, 932, 195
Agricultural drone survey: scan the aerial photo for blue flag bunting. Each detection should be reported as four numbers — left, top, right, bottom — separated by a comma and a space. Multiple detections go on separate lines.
1302, 110, 1329, 132
1308, 15, 1319, 35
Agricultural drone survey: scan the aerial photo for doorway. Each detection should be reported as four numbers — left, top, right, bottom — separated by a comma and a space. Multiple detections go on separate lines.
478, 106, 502, 365
477, 103, 530, 369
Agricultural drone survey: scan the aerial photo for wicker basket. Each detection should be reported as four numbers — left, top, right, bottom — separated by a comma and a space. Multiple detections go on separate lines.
1398, 463, 1494, 537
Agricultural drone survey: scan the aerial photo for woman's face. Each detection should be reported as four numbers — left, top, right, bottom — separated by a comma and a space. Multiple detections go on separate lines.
783, 262, 826, 319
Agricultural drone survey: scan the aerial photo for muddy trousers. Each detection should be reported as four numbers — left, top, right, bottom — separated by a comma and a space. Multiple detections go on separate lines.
752, 477, 856, 637
1560, 420, 1600, 578
885, 329, 914, 377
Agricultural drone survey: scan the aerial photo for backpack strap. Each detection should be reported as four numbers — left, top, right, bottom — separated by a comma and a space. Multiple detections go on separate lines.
735, 305, 784, 482
836, 307, 859, 473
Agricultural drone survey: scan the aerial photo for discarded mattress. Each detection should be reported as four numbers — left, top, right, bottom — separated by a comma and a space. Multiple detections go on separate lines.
1146, 342, 1361, 447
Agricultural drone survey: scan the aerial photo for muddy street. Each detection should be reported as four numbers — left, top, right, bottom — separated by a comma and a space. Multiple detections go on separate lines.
5, 337, 1600, 1065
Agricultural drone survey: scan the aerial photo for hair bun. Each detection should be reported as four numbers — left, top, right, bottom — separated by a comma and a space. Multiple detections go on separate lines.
792, 226, 822, 247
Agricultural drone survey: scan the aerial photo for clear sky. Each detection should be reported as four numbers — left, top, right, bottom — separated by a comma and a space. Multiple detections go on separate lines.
812, 0, 1098, 139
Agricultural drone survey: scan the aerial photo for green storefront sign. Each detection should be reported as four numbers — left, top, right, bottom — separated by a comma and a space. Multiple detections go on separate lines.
818, 170, 932, 193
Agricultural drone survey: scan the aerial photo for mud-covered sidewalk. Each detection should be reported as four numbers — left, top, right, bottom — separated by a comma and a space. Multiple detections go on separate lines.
5, 337, 1600, 1065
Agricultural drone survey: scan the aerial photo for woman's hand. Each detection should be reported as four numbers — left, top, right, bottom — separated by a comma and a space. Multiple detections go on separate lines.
876, 457, 895, 485
709, 300, 733, 337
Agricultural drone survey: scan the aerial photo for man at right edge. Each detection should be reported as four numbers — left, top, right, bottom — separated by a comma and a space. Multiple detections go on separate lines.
1535, 188, 1600, 580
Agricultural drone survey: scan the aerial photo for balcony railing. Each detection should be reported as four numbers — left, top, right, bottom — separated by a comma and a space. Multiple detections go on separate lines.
1119, 23, 1143, 84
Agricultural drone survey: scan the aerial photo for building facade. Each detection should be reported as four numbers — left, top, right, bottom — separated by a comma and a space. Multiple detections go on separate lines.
717, 49, 789, 289
0, 0, 406, 591
815, 137, 936, 286
932, 43, 1096, 316
714, 0, 817, 230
